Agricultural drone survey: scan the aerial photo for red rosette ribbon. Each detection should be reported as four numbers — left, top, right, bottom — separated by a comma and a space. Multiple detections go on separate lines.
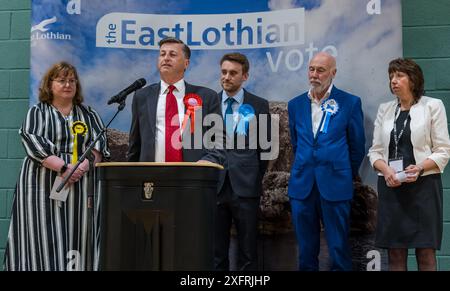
181, 93, 203, 134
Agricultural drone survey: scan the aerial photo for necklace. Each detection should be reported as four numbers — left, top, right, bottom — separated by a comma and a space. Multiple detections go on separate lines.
52, 103, 73, 119
63, 113, 73, 122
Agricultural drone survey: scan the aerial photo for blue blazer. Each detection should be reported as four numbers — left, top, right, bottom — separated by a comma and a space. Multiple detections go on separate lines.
288, 86, 365, 201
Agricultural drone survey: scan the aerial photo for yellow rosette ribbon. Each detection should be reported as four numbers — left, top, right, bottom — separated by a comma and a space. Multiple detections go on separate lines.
71, 121, 88, 164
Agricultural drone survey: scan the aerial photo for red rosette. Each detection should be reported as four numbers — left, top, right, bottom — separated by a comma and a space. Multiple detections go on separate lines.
181, 93, 202, 133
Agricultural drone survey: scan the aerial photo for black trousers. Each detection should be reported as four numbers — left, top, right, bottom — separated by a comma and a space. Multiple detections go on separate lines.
214, 174, 260, 271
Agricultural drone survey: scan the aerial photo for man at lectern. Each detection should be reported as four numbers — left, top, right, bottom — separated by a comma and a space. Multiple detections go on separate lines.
127, 37, 224, 164
214, 53, 270, 271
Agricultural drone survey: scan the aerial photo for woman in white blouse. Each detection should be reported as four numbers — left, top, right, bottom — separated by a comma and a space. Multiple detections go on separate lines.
368, 58, 450, 271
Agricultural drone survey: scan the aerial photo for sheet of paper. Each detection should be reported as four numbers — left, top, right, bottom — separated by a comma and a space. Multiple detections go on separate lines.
50, 176, 70, 202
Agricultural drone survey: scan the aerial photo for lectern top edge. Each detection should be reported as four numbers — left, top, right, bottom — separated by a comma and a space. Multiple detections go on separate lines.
96, 161, 224, 170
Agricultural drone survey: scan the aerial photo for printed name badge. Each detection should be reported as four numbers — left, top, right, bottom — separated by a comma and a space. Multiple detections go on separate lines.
389, 158, 404, 173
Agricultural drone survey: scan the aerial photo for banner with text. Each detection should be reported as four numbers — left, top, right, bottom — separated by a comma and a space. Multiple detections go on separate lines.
31, 0, 402, 188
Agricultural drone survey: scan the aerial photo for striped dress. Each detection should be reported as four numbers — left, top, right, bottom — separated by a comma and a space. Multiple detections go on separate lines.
3, 102, 109, 271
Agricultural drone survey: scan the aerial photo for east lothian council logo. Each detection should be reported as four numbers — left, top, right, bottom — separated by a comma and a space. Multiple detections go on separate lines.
31, 17, 72, 46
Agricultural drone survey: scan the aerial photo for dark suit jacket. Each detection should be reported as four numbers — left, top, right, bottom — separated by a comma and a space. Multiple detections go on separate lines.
127, 81, 225, 164
217, 89, 270, 198
287, 86, 366, 201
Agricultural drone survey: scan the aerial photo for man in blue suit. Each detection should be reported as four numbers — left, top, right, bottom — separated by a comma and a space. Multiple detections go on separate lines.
288, 52, 365, 271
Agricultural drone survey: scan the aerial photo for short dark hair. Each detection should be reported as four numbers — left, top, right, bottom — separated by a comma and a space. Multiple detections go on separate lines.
39, 61, 83, 105
220, 52, 250, 74
158, 37, 191, 59
388, 58, 424, 101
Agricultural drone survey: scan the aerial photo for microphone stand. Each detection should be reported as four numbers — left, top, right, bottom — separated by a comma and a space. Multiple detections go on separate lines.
56, 100, 127, 271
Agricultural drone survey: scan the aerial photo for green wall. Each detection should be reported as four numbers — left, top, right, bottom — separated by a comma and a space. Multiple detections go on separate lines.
402, 0, 450, 270
0, 0, 449, 270
0, 0, 30, 264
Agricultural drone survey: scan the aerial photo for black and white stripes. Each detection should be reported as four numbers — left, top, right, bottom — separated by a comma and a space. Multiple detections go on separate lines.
3, 102, 109, 271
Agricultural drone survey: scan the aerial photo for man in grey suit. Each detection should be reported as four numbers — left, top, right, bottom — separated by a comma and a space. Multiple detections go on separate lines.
214, 53, 270, 271
127, 37, 224, 164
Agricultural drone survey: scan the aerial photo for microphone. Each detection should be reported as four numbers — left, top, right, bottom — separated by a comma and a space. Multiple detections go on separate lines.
107, 78, 146, 105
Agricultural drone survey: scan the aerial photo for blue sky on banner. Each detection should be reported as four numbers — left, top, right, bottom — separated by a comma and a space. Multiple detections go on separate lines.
30, 0, 402, 149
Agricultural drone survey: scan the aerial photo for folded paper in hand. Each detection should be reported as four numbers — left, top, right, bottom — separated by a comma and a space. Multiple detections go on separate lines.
395, 171, 407, 183
50, 176, 70, 202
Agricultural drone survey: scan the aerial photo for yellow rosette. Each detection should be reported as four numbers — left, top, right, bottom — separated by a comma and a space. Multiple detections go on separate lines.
71, 121, 88, 164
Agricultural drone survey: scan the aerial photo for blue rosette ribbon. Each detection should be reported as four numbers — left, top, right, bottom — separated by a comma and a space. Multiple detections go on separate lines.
236, 104, 255, 136
319, 99, 339, 134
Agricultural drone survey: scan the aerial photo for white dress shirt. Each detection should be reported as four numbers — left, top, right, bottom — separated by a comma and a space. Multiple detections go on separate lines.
155, 79, 186, 162
308, 84, 333, 137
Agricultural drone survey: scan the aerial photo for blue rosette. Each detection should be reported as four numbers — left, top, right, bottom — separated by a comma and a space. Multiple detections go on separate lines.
319, 99, 339, 134
236, 104, 255, 136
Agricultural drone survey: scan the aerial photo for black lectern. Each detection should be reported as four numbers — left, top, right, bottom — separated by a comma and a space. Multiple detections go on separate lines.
96, 162, 222, 271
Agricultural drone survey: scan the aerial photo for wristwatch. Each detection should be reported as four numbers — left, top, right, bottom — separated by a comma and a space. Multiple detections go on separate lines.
60, 163, 68, 174
418, 164, 425, 176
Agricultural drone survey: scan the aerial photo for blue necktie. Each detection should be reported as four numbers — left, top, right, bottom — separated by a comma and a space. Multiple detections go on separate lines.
224, 97, 235, 135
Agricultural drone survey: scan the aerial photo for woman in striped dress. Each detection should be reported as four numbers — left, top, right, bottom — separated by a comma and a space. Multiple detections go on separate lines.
3, 62, 109, 271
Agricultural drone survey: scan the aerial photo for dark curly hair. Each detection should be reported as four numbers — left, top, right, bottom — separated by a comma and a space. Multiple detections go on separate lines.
388, 58, 424, 102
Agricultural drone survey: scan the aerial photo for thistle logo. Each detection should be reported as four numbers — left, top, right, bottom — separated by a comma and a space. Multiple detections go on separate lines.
31, 16, 72, 46
31, 16, 57, 33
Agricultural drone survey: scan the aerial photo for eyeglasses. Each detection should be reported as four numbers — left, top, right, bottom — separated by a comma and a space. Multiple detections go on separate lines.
53, 79, 77, 86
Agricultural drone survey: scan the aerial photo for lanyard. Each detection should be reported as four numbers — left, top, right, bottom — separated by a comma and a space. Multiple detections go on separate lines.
393, 103, 410, 159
